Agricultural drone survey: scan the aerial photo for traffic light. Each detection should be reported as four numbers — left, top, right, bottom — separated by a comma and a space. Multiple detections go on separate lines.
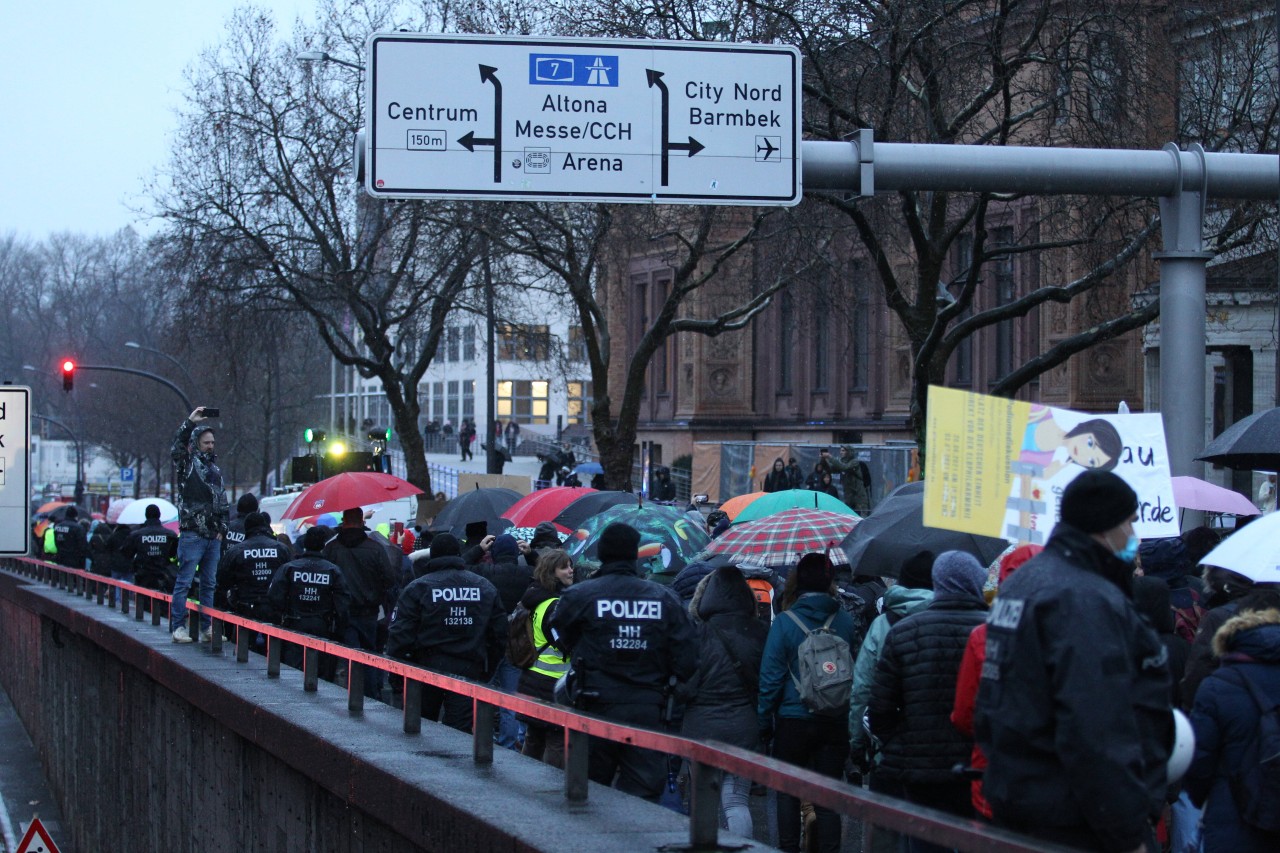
60, 359, 75, 392
304, 428, 326, 444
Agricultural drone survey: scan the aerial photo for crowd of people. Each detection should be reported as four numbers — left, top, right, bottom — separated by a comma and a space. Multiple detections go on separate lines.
34, 411, 1280, 852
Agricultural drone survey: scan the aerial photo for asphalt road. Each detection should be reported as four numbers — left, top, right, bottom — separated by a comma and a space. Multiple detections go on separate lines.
0, 685, 71, 853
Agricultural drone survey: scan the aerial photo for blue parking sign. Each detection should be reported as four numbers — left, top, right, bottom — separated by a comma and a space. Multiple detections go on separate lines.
120, 467, 135, 483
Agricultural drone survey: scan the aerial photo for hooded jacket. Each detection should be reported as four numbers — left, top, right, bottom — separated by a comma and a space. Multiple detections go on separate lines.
828, 446, 871, 514
1185, 608, 1280, 853
849, 585, 934, 753
975, 524, 1172, 853
467, 548, 532, 613
171, 419, 229, 537
551, 559, 698, 705
681, 569, 769, 750
323, 526, 398, 615
758, 591, 857, 725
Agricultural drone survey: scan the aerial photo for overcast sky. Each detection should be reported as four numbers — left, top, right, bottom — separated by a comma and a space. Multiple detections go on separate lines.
0, 1, 318, 241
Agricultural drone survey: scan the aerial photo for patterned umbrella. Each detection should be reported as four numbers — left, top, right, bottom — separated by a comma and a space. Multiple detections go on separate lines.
732, 489, 858, 525
566, 503, 711, 577
502, 486, 597, 527
701, 508, 859, 567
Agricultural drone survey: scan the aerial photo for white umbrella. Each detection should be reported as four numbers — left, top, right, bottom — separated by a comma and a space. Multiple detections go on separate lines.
116, 498, 179, 525
1199, 513, 1280, 584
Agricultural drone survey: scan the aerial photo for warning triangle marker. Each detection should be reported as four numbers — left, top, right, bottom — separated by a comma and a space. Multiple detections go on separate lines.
15, 817, 61, 853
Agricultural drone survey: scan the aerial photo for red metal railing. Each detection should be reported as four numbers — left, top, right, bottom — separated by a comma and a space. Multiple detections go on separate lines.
2, 556, 1071, 852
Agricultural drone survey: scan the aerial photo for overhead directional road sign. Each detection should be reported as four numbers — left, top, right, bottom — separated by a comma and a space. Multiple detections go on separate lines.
0, 386, 31, 555
365, 34, 801, 206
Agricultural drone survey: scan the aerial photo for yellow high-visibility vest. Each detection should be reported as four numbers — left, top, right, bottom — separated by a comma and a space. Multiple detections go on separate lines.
529, 598, 569, 679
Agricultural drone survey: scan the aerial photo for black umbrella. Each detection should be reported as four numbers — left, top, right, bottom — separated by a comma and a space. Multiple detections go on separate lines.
1197, 407, 1280, 471
552, 491, 638, 531
838, 481, 1008, 577
428, 487, 521, 540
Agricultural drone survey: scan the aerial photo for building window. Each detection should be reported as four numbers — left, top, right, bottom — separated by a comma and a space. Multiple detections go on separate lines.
654, 277, 672, 394
462, 380, 475, 421
991, 228, 1017, 383
498, 324, 552, 361
954, 235, 973, 386
447, 380, 460, 423
567, 380, 593, 424
433, 382, 445, 422
778, 292, 794, 393
850, 287, 869, 391
497, 380, 550, 424
813, 300, 829, 392
1087, 33, 1124, 126
446, 326, 460, 362
462, 325, 475, 361
567, 326, 589, 363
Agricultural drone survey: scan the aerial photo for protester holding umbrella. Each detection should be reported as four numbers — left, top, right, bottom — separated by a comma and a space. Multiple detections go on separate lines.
324, 507, 399, 700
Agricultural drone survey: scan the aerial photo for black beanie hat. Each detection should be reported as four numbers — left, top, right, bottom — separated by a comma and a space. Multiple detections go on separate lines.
597, 523, 640, 563
244, 511, 270, 531
65, 506, 79, 519
795, 552, 835, 592
431, 533, 461, 557
898, 550, 936, 590
1060, 471, 1138, 534
144, 503, 161, 520
302, 526, 330, 552
237, 493, 259, 514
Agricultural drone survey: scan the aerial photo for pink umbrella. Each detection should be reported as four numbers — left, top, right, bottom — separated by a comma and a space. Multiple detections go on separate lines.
1171, 476, 1260, 516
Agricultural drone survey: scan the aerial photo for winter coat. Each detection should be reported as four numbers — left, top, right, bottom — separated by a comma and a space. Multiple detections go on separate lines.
323, 526, 398, 617
867, 592, 988, 784
516, 582, 569, 703
681, 570, 769, 751
975, 524, 1172, 853
849, 586, 935, 753
121, 521, 178, 590
386, 559, 506, 678
217, 527, 292, 617
1184, 597, 1251, 711
171, 419, 229, 537
828, 447, 871, 514
763, 462, 790, 493
51, 518, 89, 568
88, 521, 131, 576
951, 624, 993, 818
267, 552, 351, 637
551, 559, 698, 706
758, 591, 857, 725
1185, 609, 1280, 853
469, 551, 532, 613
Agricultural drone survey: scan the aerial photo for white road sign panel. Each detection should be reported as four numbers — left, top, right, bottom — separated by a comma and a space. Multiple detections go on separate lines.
0, 387, 31, 555
366, 34, 801, 205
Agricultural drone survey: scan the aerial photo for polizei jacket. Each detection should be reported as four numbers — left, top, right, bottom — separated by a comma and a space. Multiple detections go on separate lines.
386, 557, 507, 677
551, 559, 698, 705
975, 524, 1172, 853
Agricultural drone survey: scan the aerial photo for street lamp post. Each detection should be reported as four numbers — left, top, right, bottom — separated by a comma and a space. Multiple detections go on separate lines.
124, 341, 197, 398
31, 413, 84, 506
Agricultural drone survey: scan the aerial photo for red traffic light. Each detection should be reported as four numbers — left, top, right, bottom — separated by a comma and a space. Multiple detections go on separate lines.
61, 359, 75, 392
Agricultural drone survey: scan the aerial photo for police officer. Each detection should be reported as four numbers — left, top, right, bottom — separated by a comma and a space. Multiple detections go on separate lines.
324, 507, 399, 699
217, 511, 290, 639
122, 503, 179, 595
387, 533, 507, 732
551, 522, 698, 800
51, 506, 89, 569
268, 527, 351, 670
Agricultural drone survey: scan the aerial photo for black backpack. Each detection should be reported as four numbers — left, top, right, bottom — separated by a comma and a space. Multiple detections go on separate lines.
508, 600, 553, 669
1222, 667, 1280, 836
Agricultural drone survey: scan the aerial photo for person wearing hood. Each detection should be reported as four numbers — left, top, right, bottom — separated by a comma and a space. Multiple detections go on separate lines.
527, 521, 565, 565
1185, 604, 1280, 852
828, 446, 871, 514
680, 566, 769, 839
758, 553, 856, 853
976, 471, 1172, 853
387, 533, 507, 732
217, 511, 291, 629
1183, 564, 1260, 710
763, 457, 790, 493
170, 408, 231, 644
868, 551, 989, 847
323, 507, 399, 700
849, 548, 936, 817
550, 523, 697, 799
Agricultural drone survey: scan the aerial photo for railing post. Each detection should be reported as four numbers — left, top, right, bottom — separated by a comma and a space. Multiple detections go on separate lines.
187, 609, 199, 639
303, 647, 319, 692
688, 760, 721, 848
235, 626, 250, 663
95, 578, 105, 606
403, 680, 422, 734
473, 700, 495, 765
564, 728, 590, 802
152, 598, 163, 627
267, 636, 282, 678
211, 618, 223, 654
348, 662, 365, 715
134, 591, 144, 620
120, 586, 130, 613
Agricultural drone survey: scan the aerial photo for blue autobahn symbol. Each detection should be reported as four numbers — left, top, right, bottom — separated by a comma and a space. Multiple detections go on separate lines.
528, 54, 619, 87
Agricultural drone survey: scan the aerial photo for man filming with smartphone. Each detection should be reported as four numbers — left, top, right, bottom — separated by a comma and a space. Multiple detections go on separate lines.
170, 407, 230, 643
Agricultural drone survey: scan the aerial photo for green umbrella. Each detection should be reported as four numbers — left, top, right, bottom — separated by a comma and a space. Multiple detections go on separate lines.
732, 489, 858, 524
565, 503, 710, 579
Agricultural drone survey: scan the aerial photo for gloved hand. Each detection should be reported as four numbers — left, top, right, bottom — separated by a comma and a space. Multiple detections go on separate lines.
758, 719, 775, 750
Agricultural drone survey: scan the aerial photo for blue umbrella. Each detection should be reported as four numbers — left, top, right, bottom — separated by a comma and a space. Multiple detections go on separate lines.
573, 461, 605, 476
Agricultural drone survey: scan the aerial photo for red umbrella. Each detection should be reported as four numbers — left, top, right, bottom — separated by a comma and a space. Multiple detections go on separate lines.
701, 507, 860, 567
502, 486, 597, 528
281, 472, 423, 520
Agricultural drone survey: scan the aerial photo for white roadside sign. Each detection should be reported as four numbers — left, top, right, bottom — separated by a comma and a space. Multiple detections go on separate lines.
0, 386, 31, 555
365, 34, 801, 205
